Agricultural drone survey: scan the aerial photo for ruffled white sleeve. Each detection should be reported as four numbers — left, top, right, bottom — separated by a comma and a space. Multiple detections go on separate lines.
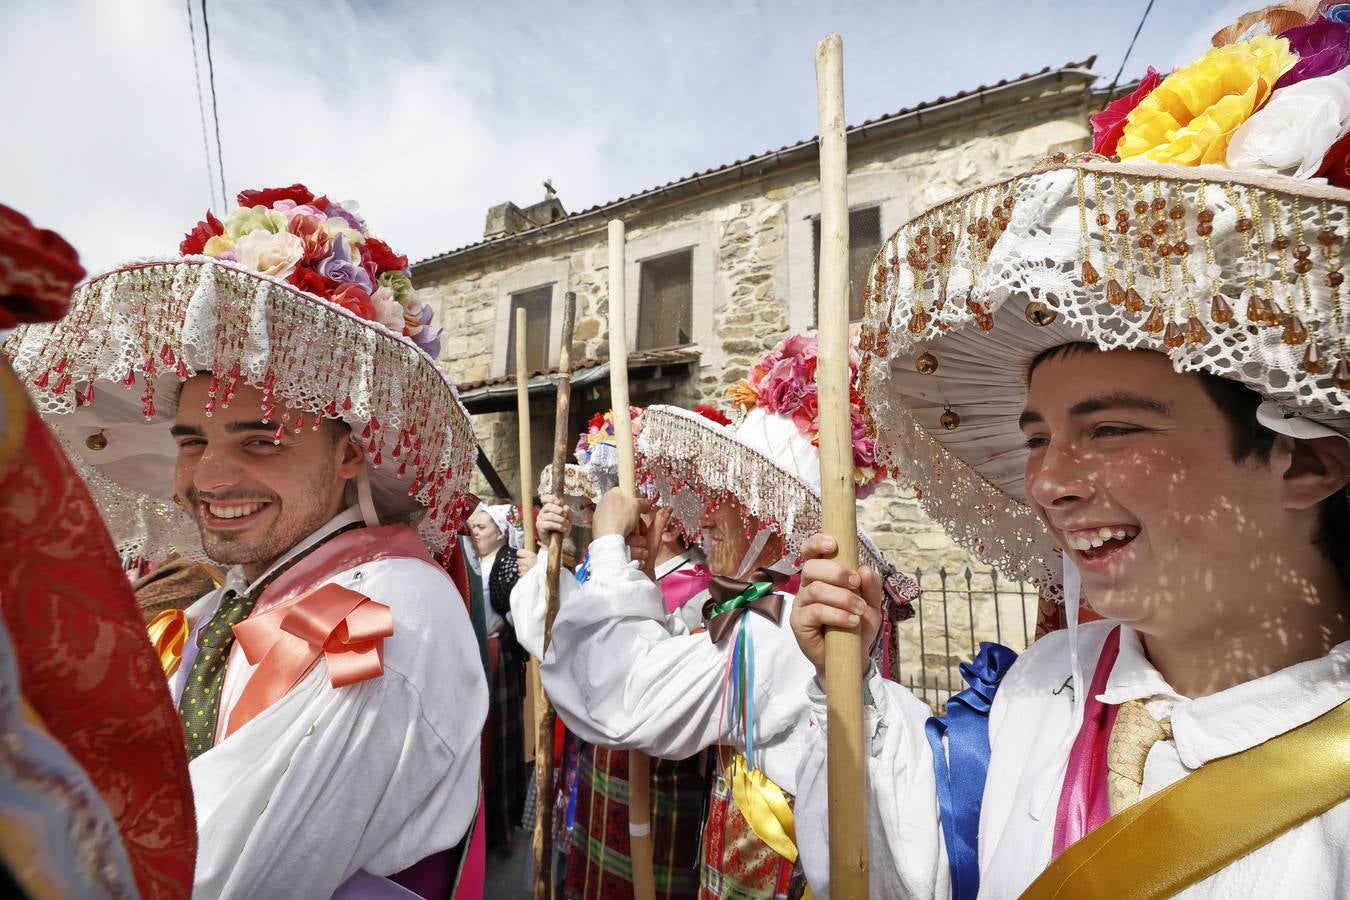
509, 548, 580, 661
795, 668, 948, 899
540, 534, 809, 766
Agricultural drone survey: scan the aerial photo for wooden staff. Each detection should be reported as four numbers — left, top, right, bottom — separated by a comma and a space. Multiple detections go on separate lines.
606, 219, 657, 900
530, 293, 577, 900
815, 33, 869, 898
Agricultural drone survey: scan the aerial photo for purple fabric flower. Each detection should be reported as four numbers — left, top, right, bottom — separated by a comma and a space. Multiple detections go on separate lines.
412, 305, 441, 357
325, 203, 365, 231
766, 377, 806, 414
317, 234, 373, 290
1276, 18, 1350, 89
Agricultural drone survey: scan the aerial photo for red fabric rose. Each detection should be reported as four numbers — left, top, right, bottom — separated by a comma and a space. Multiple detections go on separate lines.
1317, 131, 1350, 189
235, 184, 315, 209
588, 411, 607, 430
330, 282, 376, 320
1090, 66, 1162, 157
363, 237, 408, 274
311, 194, 331, 212
288, 265, 339, 300
179, 210, 224, 255
791, 390, 819, 437
693, 403, 731, 426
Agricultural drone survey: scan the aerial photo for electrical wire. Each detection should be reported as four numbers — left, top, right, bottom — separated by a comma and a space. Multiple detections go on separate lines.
1106, 0, 1156, 101
200, 0, 228, 209
184, 0, 218, 211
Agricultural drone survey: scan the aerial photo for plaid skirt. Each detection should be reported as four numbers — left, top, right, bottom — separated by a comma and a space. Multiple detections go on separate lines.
563, 745, 709, 900
483, 633, 528, 851
698, 766, 805, 900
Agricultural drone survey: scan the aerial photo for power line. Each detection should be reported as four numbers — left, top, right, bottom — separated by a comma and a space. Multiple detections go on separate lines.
1106, 0, 1156, 101
200, 0, 228, 209
184, 0, 217, 211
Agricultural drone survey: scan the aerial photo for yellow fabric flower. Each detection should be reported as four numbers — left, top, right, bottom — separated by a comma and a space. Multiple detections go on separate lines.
1117, 34, 1297, 166
726, 378, 758, 411
202, 233, 235, 256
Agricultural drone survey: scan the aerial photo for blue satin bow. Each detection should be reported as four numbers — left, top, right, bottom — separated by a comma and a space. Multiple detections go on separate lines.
925, 641, 1019, 900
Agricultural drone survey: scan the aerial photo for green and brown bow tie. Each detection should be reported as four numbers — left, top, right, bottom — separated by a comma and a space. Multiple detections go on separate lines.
701, 568, 789, 644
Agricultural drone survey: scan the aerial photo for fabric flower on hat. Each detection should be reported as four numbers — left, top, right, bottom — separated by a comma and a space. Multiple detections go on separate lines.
234, 230, 303, 279
331, 283, 376, 320
180, 210, 224, 255
1275, 16, 1350, 88
318, 233, 373, 290
1227, 66, 1350, 177
224, 205, 288, 239
1317, 129, 1350, 186
1090, 66, 1162, 156
1117, 34, 1297, 166
236, 184, 315, 209
377, 269, 414, 305
289, 213, 332, 264
370, 286, 406, 333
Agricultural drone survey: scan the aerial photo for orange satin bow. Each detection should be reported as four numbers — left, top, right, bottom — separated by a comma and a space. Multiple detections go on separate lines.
225, 583, 393, 738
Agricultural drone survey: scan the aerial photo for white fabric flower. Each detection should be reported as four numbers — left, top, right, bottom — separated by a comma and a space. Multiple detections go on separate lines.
370, 286, 405, 333
1226, 67, 1350, 178
233, 230, 304, 279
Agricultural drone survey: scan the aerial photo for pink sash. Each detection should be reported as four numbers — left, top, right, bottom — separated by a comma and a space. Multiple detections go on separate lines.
660, 563, 712, 613
1050, 625, 1122, 858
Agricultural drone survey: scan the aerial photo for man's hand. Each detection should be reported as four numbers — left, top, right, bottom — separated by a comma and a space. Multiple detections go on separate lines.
634, 506, 672, 581
517, 548, 538, 576
592, 488, 656, 577
789, 533, 883, 685
536, 495, 573, 542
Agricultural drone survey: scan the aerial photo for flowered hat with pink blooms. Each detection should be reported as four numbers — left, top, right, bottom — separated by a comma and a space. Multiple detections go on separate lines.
858, 2, 1350, 593
636, 332, 917, 620
4, 185, 476, 560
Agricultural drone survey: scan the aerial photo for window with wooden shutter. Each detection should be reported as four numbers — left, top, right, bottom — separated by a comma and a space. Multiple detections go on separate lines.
637, 248, 694, 350
505, 285, 553, 374
812, 204, 882, 324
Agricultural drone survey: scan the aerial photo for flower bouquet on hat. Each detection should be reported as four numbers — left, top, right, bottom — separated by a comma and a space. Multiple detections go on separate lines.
4, 184, 477, 561
637, 331, 919, 635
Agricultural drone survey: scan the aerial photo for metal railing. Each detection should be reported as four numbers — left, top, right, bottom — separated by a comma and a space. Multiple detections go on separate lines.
892, 567, 1038, 714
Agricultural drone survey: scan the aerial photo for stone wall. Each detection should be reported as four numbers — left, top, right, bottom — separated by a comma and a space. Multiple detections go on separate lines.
416, 87, 1093, 702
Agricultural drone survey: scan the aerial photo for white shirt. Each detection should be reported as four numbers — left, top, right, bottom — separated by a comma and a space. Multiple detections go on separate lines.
479, 549, 504, 635
540, 534, 815, 792
178, 509, 489, 899
795, 619, 1350, 898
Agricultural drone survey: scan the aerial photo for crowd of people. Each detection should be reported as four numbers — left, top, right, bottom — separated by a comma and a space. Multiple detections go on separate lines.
1, 4, 1348, 898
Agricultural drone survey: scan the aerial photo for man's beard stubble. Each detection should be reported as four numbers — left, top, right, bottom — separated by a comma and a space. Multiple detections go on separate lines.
193, 455, 340, 570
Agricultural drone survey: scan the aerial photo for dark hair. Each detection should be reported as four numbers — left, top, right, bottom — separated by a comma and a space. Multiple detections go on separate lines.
1029, 343, 1349, 587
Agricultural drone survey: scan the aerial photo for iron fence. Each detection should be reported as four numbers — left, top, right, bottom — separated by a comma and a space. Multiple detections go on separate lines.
891, 567, 1038, 714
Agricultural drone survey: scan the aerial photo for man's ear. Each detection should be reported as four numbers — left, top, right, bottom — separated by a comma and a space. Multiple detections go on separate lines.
1282, 435, 1350, 510
337, 435, 365, 481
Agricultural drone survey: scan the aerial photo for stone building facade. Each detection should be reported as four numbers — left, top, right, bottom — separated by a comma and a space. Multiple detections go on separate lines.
414, 60, 1107, 705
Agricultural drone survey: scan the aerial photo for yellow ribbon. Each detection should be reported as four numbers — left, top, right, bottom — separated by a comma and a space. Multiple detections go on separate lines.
727, 751, 798, 864
1022, 698, 1350, 899
146, 608, 188, 679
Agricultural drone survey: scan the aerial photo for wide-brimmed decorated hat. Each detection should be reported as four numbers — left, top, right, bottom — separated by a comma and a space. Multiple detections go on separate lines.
3, 184, 477, 559
856, 6, 1350, 593
637, 332, 918, 619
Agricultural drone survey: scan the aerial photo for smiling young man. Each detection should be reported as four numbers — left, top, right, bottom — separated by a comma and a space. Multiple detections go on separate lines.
788, 150, 1350, 893
10, 185, 489, 899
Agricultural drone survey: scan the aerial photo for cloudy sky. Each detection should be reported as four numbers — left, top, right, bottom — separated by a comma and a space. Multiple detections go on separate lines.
3, 0, 1246, 273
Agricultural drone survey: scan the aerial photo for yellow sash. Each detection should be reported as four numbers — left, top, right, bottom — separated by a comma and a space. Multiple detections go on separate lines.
1021, 699, 1350, 899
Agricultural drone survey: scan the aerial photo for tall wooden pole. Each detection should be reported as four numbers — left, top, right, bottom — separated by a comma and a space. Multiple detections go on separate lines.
534, 295, 577, 899
815, 33, 869, 898
606, 219, 657, 900
528, 294, 577, 900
